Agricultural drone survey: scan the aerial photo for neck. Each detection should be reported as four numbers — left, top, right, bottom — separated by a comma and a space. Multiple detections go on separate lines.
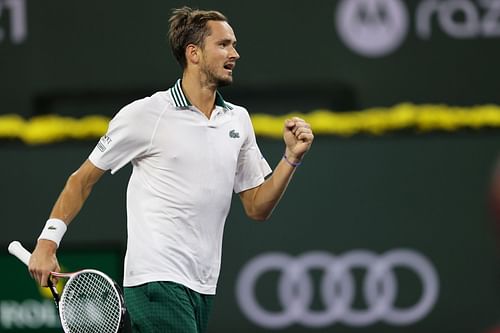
181, 72, 217, 118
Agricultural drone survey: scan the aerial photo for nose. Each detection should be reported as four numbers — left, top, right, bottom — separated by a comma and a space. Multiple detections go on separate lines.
231, 46, 240, 60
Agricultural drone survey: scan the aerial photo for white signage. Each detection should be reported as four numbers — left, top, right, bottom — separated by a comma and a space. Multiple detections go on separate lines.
335, 0, 500, 57
0, 0, 27, 44
236, 249, 439, 328
0, 299, 60, 329
335, 0, 409, 57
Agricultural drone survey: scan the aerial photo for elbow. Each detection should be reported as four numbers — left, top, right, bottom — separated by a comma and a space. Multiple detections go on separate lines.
66, 170, 93, 198
246, 209, 273, 222
250, 215, 269, 222
241, 190, 276, 221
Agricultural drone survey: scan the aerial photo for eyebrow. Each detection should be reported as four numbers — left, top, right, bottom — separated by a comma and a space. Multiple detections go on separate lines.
217, 38, 237, 45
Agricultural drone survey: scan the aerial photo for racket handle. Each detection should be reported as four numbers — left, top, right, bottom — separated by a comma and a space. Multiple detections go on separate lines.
8, 241, 60, 305
8, 241, 31, 266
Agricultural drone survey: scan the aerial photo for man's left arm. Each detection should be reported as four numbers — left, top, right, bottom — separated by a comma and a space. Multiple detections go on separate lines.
239, 117, 314, 221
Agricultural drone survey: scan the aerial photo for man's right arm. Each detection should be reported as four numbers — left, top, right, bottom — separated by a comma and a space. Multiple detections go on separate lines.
29, 159, 105, 286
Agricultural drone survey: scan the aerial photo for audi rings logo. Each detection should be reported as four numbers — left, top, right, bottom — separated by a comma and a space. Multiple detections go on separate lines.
236, 249, 439, 328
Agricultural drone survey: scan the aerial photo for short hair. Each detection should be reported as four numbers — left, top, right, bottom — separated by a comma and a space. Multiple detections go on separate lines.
168, 6, 228, 68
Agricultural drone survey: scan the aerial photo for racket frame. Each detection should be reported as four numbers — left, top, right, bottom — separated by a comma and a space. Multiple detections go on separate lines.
53, 269, 127, 333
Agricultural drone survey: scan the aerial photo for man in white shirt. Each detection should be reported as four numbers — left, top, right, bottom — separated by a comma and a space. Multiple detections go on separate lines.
28, 6, 314, 333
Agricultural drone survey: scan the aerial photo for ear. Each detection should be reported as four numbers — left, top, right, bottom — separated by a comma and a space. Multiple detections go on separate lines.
185, 44, 200, 65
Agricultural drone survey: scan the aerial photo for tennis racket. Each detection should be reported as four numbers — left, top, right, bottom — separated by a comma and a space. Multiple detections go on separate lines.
8, 240, 127, 333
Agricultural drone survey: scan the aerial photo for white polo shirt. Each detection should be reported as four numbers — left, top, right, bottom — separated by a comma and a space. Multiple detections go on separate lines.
88, 80, 272, 294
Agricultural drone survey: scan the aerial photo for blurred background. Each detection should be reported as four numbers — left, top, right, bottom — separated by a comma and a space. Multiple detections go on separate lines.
1, 0, 500, 332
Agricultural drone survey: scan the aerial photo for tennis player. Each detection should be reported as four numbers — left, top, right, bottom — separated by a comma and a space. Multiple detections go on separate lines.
28, 6, 313, 333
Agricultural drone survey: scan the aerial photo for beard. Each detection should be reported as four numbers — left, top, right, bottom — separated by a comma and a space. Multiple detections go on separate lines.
200, 60, 233, 88
214, 76, 232, 87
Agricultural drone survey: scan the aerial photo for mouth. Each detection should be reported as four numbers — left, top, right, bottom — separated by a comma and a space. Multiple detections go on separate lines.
223, 63, 235, 73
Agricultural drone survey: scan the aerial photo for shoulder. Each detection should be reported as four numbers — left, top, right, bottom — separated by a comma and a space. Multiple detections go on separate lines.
120, 91, 170, 114
112, 91, 171, 124
225, 101, 252, 121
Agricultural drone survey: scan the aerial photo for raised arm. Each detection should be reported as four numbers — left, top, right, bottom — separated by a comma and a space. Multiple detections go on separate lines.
239, 117, 313, 221
29, 159, 105, 286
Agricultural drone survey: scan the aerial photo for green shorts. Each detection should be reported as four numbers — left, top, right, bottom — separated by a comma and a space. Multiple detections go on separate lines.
124, 281, 214, 333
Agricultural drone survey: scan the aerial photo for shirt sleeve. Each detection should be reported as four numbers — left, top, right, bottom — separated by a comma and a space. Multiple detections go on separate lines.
88, 102, 152, 174
233, 110, 272, 193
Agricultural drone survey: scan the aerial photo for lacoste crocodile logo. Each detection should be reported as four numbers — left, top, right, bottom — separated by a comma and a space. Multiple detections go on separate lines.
229, 129, 240, 138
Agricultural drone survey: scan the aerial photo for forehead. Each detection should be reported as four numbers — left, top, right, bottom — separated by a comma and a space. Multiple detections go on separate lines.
206, 20, 236, 41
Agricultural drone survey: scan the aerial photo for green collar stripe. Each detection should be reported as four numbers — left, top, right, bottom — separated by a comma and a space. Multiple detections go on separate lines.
170, 89, 181, 107
169, 79, 232, 110
171, 80, 190, 107
215, 92, 233, 110
169, 86, 182, 107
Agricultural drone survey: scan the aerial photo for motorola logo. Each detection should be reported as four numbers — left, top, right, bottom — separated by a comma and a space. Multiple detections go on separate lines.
335, 0, 409, 57
236, 249, 439, 328
335, 0, 500, 57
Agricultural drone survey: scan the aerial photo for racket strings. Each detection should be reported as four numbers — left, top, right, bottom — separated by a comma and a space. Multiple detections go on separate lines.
60, 272, 121, 333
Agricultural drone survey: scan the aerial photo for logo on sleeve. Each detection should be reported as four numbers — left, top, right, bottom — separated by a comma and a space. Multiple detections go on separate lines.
229, 129, 240, 139
97, 135, 112, 152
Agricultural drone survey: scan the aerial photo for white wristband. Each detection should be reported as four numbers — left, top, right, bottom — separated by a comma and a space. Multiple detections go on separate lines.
38, 218, 67, 248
